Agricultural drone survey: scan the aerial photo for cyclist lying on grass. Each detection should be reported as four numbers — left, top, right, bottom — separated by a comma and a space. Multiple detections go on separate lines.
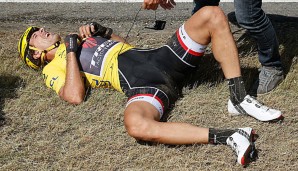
18, 6, 283, 166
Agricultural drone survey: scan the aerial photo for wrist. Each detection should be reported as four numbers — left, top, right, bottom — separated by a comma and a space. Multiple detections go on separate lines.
103, 28, 113, 39
66, 51, 76, 56
65, 34, 79, 54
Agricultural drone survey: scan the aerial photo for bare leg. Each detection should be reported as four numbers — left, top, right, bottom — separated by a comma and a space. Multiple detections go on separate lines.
184, 6, 241, 79
124, 102, 256, 166
124, 101, 209, 145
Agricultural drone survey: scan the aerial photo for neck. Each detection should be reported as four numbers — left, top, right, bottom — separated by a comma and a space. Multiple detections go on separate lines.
44, 47, 58, 62
44, 41, 61, 62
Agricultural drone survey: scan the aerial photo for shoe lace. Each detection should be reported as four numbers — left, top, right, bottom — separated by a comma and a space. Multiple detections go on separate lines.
246, 96, 270, 111
237, 129, 250, 140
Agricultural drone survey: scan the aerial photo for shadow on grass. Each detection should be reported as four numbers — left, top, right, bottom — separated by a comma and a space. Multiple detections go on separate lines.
182, 54, 259, 94
0, 75, 25, 128
227, 12, 298, 75
158, 54, 259, 122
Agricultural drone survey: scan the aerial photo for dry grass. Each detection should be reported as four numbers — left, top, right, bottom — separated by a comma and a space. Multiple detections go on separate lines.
0, 3, 297, 171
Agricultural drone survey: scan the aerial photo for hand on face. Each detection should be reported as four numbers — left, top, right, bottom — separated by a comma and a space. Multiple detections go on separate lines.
142, 0, 176, 10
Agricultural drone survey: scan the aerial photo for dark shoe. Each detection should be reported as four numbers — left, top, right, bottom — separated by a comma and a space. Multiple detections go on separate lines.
257, 66, 284, 94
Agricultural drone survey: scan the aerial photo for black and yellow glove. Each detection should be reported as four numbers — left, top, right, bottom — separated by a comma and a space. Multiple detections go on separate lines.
89, 22, 113, 39
64, 34, 79, 54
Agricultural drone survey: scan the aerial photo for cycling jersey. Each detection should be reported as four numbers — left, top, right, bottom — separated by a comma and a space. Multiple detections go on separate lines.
42, 37, 133, 94
42, 24, 207, 118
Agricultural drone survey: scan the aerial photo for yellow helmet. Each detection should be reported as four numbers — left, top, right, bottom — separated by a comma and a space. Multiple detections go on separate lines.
18, 26, 42, 70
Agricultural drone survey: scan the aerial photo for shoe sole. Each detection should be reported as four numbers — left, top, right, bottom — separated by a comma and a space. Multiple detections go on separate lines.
256, 88, 277, 96
229, 112, 284, 122
269, 115, 284, 123
240, 129, 257, 166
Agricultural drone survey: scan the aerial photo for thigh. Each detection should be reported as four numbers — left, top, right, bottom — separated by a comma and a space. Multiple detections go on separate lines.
123, 100, 162, 141
165, 26, 207, 68
124, 101, 160, 123
118, 52, 180, 116
125, 86, 176, 119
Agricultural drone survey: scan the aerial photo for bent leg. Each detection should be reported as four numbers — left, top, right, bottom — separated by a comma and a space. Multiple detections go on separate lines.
184, 6, 241, 79
182, 6, 248, 105
124, 101, 209, 145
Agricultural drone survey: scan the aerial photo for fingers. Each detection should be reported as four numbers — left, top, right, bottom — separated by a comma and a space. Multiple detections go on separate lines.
168, 0, 176, 8
142, 0, 159, 10
142, 0, 176, 10
160, 0, 176, 10
79, 24, 94, 39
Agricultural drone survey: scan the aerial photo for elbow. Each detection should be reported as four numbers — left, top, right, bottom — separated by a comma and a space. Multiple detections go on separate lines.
60, 90, 85, 105
67, 93, 85, 105
68, 96, 84, 105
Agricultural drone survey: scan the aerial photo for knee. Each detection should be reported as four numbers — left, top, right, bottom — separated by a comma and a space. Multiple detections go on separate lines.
200, 6, 229, 29
124, 113, 155, 141
125, 121, 154, 142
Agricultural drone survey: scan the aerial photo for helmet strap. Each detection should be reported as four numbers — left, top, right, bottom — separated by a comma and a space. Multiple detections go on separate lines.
29, 41, 60, 65
44, 41, 60, 53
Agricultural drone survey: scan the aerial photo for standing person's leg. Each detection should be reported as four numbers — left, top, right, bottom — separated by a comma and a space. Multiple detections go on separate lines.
184, 6, 282, 121
234, 0, 284, 94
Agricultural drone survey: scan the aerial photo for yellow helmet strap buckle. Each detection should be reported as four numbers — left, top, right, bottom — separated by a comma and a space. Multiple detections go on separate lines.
28, 41, 60, 65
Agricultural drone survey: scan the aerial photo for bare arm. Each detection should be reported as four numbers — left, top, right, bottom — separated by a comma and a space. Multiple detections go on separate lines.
59, 35, 85, 104
110, 33, 126, 43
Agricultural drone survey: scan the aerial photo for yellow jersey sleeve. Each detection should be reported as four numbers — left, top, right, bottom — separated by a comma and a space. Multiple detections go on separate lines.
42, 44, 67, 95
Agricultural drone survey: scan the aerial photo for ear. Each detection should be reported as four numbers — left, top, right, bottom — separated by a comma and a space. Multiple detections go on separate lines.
32, 50, 42, 59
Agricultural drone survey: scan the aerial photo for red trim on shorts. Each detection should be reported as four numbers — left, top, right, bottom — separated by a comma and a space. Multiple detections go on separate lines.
128, 93, 164, 110
176, 30, 204, 57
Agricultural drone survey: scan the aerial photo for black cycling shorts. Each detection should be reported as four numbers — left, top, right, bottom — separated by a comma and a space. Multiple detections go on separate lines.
118, 24, 207, 118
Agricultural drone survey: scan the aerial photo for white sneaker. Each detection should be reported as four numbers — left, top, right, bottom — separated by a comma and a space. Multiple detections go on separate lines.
228, 95, 283, 122
227, 127, 256, 166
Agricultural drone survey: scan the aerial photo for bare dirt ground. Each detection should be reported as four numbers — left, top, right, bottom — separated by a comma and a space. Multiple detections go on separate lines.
0, 2, 297, 170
